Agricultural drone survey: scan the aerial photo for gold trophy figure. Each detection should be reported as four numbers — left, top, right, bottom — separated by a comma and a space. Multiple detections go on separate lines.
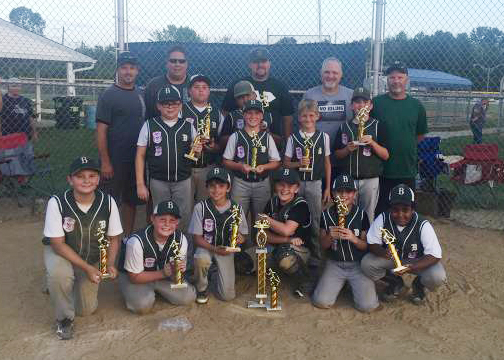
219, 204, 242, 252
170, 240, 188, 289
299, 132, 314, 173
185, 108, 211, 162
267, 268, 282, 311
96, 220, 111, 279
354, 106, 371, 146
250, 131, 262, 172
201, 104, 212, 141
184, 134, 202, 162
379, 228, 408, 274
335, 195, 349, 228
247, 216, 270, 308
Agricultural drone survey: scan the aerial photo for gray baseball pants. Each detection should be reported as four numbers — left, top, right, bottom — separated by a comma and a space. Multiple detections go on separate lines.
192, 166, 215, 204
298, 179, 322, 260
355, 177, 380, 222
194, 247, 236, 301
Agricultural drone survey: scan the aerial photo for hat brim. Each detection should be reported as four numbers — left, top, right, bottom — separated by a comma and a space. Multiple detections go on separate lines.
153, 211, 181, 219
70, 166, 100, 176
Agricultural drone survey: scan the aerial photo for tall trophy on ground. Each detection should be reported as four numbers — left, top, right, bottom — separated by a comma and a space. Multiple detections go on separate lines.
380, 228, 408, 274
299, 132, 314, 173
250, 131, 261, 172
266, 268, 282, 311
170, 240, 188, 289
354, 106, 371, 146
219, 204, 242, 252
248, 216, 270, 308
96, 220, 111, 279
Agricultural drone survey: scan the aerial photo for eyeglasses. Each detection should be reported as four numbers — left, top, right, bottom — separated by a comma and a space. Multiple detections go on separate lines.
160, 101, 181, 108
169, 59, 187, 64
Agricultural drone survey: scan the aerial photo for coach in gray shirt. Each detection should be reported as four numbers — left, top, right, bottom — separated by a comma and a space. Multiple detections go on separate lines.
303, 57, 353, 149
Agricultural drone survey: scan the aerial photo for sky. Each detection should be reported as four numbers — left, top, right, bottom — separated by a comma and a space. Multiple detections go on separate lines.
0, 0, 502, 49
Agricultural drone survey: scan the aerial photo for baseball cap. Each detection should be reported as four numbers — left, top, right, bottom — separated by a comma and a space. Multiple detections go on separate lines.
206, 167, 232, 185
117, 52, 138, 67
243, 99, 264, 113
385, 61, 408, 75
234, 80, 255, 98
249, 47, 271, 63
351, 87, 371, 102
189, 74, 211, 87
69, 156, 100, 175
332, 174, 357, 191
157, 85, 181, 103
389, 184, 415, 205
273, 168, 300, 184
153, 200, 181, 218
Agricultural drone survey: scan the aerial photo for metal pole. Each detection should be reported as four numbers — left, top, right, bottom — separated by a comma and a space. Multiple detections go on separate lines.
117, 0, 125, 53
372, 0, 385, 97
318, 0, 322, 42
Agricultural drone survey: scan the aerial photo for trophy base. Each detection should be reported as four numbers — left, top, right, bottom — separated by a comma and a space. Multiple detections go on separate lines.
392, 265, 408, 274
184, 154, 198, 162
299, 167, 313, 172
219, 246, 241, 253
353, 141, 366, 146
100, 273, 111, 280
266, 300, 282, 311
170, 283, 188, 289
247, 299, 267, 308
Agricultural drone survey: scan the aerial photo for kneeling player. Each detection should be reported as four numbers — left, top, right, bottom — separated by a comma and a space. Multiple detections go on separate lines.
361, 184, 447, 305
312, 174, 379, 312
260, 168, 313, 298
119, 200, 196, 313
189, 167, 248, 304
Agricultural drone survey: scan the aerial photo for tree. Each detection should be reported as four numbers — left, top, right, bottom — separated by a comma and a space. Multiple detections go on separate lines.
149, 25, 204, 43
9, 6, 46, 35
75, 43, 116, 79
276, 36, 297, 45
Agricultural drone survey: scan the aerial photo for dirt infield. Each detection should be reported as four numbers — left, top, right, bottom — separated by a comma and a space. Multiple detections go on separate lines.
1, 214, 503, 360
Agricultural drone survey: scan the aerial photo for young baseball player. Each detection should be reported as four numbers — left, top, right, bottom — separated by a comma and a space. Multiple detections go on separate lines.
222, 99, 281, 246
118, 200, 196, 313
135, 85, 201, 233
188, 167, 248, 304
361, 184, 447, 305
43, 156, 123, 340
284, 99, 331, 263
312, 174, 379, 312
260, 168, 313, 297
334, 88, 389, 222
182, 74, 223, 202
220, 80, 273, 148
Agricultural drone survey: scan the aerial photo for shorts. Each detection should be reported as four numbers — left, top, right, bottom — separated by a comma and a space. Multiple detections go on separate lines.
100, 162, 144, 206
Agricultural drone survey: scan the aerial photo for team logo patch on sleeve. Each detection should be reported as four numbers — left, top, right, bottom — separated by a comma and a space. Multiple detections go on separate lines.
342, 133, 348, 145
144, 257, 156, 268
363, 147, 372, 156
237, 145, 245, 159
204, 219, 214, 232
236, 118, 244, 129
152, 131, 162, 144
155, 146, 162, 156
295, 147, 303, 159
62, 217, 76, 232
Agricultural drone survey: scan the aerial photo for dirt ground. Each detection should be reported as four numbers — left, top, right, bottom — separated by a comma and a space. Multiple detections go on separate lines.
1, 209, 504, 360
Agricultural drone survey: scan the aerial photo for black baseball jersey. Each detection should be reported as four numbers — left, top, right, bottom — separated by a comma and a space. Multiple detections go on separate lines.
199, 199, 242, 247
320, 204, 369, 262
221, 109, 273, 136
264, 195, 313, 252
47, 189, 111, 265
289, 130, 327, 181
232, 129, 270, 182
145, 117, 193, 182
182, 102, 221, 167
381, 211, 426, 261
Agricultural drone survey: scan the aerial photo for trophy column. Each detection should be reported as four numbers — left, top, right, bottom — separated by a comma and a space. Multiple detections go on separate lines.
380, 228, 408, 273
266, 268, 281, 311
247, 218, 270, 308
96, 220, 111, 279
171, 241, 188, 289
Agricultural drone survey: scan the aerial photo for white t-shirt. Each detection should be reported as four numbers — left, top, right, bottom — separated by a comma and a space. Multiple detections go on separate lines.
137, 118, 197, 147
223, 132, 281, 161
43, 195, 123, 238
285, 130, 331, 158
366, 213, 442, 258
123, 232, 189, 274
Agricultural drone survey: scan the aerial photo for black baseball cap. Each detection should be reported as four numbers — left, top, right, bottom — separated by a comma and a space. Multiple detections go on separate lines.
189, 74, 211, 87
385, 61, 408, 75
117, 52, 138, 67
389, 184, 415, 205
69, 156, 100, 175
243, 99, 264, 113
332, 174, 357, 191
206, 167, 232, 186
351, 87, 371, 102
273, 168, 300, 184
153, 200, 181, 218
157, 85, 181, 103
249, 47, 271, 63
234, 80, 255, 97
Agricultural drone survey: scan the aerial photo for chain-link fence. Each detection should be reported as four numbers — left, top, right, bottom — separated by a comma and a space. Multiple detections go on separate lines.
0, 1, 503, 225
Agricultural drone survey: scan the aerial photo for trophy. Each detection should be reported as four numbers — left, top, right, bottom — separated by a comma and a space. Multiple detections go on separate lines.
201, 104, 212, 141
170, 240, 188, 289
185, 106, 212, 161
379, 228, 408, 274
184, 134, 202, 162
250, 131, 262, 172
266, 268, 282, 311
335, 195, 349, 228
96, 220, 111, 279
247, 216, 270, 308
219, 204, 242, 252
260, 92, 269, 109
354, 106, 371, 146
299, 132, 314, 173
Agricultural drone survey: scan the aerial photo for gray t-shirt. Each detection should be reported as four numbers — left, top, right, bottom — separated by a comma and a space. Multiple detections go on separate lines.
303, 85, 353, 149
96, 84, 146, 163
188, 200, 249, 236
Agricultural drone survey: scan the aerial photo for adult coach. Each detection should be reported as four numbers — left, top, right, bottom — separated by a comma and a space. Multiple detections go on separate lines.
221, 47, 294, 145
303, 57, 353, 149
371, 62, 427, 216
144, 45, 190, 119
96, 52, 146, 236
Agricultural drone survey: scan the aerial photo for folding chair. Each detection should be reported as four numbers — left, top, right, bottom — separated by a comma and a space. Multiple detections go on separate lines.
418, 136, 448, 192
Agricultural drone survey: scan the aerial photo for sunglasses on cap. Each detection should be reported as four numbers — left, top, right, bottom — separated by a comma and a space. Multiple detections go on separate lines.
169, 58, 187, 64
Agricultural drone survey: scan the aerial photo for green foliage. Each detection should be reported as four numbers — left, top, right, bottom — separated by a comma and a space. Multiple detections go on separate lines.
276, 37, 297, 45
74, 43, 116, 79
9, 6, 46, 35
149, 25, 204, 43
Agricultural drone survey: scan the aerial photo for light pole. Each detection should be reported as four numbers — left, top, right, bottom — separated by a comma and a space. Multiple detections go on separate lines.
473, 63, 504, 92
